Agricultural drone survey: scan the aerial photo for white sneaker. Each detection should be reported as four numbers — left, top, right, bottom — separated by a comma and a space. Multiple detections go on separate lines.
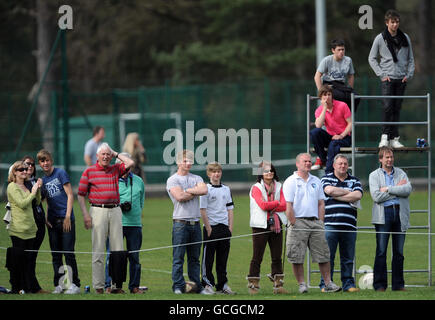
298, 282, 308, 294
378, 134, 389, 148
174, 288, 183, 294
65, 283, 81, 294
218, 283, 236, 295
389, 137, 404, 148
203, 285, 215, 295
323, 281, 342, 293
52, 285, 64, 294
200, 287, 215, 295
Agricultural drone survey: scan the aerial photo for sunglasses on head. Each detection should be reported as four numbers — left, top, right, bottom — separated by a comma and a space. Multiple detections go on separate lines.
16, 167, 28, 172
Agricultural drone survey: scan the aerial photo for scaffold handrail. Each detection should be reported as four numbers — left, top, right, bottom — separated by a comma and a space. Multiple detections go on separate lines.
305, 92, 432, 288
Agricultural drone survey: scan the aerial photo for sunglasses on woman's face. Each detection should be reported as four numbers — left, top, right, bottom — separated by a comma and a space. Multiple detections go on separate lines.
25, 162, 35, 167
16, 167, 28, 172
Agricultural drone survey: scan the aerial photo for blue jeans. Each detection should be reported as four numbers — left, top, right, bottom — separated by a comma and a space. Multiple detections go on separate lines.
319, 226, 357, 291
310, 128, 351, 173
172, 221, 203, 293
123, 226, 142, 291
47, 218, 80, 287
373, 206, 406, 290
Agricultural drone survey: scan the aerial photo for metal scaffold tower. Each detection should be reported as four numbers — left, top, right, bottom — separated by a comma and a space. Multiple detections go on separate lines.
304, 92, 432, 288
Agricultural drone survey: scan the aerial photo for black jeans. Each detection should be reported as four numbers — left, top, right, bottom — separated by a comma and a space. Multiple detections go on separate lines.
9, 236, 35, 293
28, 216, 46, 292
48, 217, 80, 287
381, 79, 407, 139
201, 224, 231, 291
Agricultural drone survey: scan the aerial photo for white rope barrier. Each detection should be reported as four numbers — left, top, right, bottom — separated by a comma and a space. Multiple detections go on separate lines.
0, 226, 432, 255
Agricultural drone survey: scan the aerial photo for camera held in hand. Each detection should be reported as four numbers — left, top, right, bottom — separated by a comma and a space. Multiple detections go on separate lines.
120, 201, 132, 212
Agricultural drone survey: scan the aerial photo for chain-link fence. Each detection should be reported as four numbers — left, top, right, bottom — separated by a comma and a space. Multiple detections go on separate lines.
1, 76, 433, 199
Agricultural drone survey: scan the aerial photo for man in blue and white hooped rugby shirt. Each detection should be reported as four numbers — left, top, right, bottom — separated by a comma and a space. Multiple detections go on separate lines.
319, 154, 363, 292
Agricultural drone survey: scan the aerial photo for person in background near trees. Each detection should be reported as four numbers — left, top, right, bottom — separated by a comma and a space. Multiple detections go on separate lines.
84, 126, 105, 166
314, 38, 360, 111
6, 161, 42, 294
319, 154, 363, 292
166, 149, 211, 295
116, 152, 146, 294
247, 161, 288, 295
77, 143, 134, 294
200, 162, 235, 295
369, 146, 412, 292
368, 9, 415, 148
283, 153, 341, 294
122, 132, 147, 182
37, 149, 81, 294
20, 155, 50, 294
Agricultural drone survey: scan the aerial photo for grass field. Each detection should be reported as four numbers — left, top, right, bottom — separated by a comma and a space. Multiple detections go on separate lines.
1, 190, 434, 301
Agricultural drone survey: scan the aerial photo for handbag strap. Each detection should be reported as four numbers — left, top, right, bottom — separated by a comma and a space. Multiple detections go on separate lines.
129, 175, 133, 203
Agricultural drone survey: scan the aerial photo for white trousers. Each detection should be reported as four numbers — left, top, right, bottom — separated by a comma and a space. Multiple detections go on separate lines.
90, 206, 124, 289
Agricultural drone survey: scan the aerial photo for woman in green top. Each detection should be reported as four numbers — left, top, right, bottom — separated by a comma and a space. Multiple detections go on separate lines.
7, 161, 42, 293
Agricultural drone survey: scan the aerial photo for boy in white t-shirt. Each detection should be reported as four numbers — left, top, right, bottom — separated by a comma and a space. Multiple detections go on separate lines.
200, 162, 235, 295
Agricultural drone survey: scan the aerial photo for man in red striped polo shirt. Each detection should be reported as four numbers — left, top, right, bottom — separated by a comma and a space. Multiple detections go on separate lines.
77, 142, 134, 294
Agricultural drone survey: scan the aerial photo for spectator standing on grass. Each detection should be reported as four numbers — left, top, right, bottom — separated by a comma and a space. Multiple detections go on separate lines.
21, 155, 50, 294
319, 154, 363, 292
369, 146, 412, 292
368, 9, 415, 148
116, 153, 146, 294
37, 149, 81, 294
84, 126, 105, 166
6, 161, 41, 294
200, 162, 235, 295
247, 161, 288, 295
77, 142, 135, 294
282, 153, 341, 294
166, 149, 211, 295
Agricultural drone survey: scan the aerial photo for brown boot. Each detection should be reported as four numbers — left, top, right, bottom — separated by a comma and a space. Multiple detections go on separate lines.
246, 277, 260, 295
272, 274, 288, 294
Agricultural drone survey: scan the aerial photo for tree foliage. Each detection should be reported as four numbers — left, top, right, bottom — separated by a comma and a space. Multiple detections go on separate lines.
0, 0, 433, 91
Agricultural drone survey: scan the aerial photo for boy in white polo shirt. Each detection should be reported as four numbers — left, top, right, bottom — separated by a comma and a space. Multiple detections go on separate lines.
282, 153, 341, 294
200, 162, 235, 295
